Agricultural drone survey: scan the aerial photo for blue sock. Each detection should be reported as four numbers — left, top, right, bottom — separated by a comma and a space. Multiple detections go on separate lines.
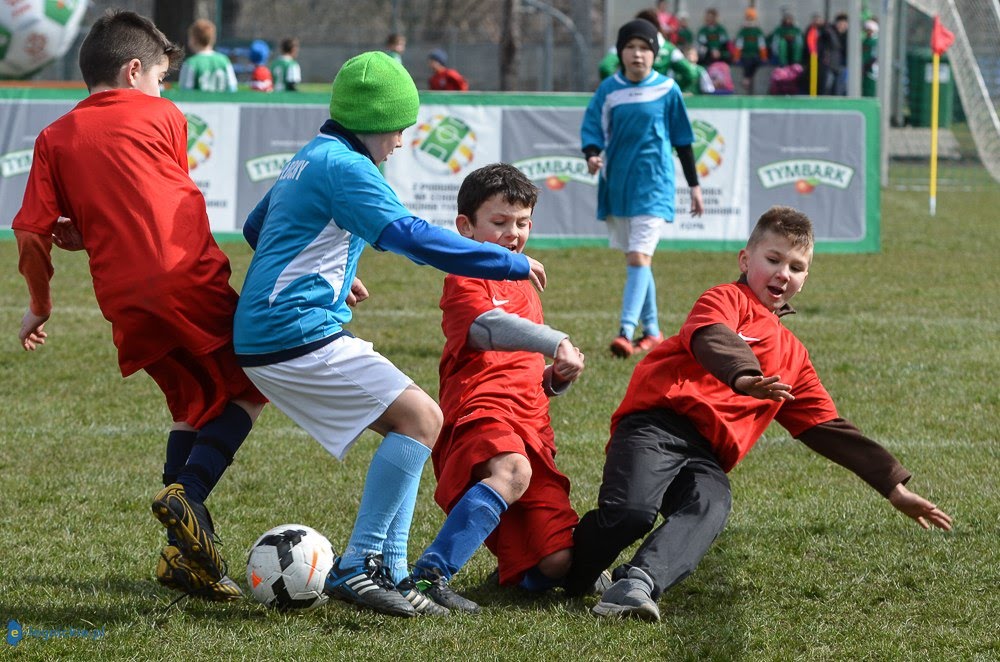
163, 430, 197, 486
382, 476, 420, 585
341, 432, 430, 570
414, 482, 508, 581
639, 269, 660, 338
519, 565, 562, 592
620, 265, 652, 339
176, 403, 252, 503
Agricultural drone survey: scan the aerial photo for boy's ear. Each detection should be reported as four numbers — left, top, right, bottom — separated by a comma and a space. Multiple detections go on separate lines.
455, 214, 475, 238
737, 248, 749, 273
122, 58, 143, 88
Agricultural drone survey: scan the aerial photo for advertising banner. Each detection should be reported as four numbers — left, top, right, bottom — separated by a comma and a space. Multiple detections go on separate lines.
0, 90, 880, 253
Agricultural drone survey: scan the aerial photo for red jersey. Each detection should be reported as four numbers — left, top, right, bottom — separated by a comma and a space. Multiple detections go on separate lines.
428, 68, 469, 91
12, 89, 238, 376
437, 275, 552, 451
612, 281, 839, 472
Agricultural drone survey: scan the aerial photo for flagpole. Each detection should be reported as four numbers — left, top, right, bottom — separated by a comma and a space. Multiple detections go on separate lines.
929, 51, 940, 216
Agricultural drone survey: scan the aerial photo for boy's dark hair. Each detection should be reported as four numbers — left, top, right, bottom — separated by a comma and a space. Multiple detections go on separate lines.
748, 206, 814, 250
79, 10, 183, 90
385, 33, 405, 48
188, 18, 217, 49
457, 163, 538, 222
280, 37, 299, 55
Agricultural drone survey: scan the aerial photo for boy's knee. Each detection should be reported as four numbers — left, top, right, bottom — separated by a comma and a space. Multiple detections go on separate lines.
597, 505, 658, 540
536, 548, 572, 579
476, 452, 532, 504
378, 387, 443, 448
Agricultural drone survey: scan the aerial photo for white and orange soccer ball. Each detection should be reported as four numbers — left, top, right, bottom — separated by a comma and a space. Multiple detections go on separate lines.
246, 524, 335, 611
0, 0, 88, 79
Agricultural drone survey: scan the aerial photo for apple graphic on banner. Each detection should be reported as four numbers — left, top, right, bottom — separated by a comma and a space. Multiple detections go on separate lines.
545, 175, 568, 190
794, 179, 818, 194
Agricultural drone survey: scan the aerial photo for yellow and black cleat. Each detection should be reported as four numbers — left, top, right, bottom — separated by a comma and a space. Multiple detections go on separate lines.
152, 483, 225, 585
156, 546, 242, 602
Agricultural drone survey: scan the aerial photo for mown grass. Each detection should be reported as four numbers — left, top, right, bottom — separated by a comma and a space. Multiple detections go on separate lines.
0, 181, 997, 660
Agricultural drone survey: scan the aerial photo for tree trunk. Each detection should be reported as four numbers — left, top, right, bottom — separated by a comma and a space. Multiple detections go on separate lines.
500, 0, 520, 91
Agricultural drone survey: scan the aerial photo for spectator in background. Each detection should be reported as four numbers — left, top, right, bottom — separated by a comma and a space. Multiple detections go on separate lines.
769, 9, 804, 66
821, 13, 849, 95
385, 33, 406, 64
674, 12, 694, 51
248, 39, 273, 92
686, 46, 716, 94
178, 18, 237, 92
271, 37, 302, 92
862, 19, 879, 97
428, 48, 469, 91
697, 8, 730, 66
655, 0, 679, 44
733, 7, 768, 94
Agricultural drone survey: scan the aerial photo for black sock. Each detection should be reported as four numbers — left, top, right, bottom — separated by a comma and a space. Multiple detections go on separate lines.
163, 429, 197, 487
177, 403, 253, 503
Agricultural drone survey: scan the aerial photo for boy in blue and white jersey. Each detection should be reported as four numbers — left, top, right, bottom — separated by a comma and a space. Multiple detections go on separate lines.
581, 19, 704, 359
233, 51, 547, 618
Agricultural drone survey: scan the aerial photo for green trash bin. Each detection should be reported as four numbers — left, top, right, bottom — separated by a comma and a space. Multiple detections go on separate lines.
907, 48, 954, 127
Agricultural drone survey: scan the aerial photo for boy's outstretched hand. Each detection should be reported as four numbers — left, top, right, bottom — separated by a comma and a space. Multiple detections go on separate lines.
888, 483, 953, 531
19, 309, 50, 351
525, 256, 546, 292
734, 374, 795, 402
552, 338, 585, 383
52, 216, 84, 251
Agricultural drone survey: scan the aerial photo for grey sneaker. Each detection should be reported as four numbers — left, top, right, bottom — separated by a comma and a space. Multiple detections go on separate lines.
397, 576, 450, 616
412, 568, 480, 614
591, 569, 613, 595
324, 554, 415, 618
591, 567, 661, 622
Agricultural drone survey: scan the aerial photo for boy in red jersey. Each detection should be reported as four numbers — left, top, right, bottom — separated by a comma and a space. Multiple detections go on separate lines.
12, 10, 266, 602
563, 206, 952, 621
399, 164, 585, 613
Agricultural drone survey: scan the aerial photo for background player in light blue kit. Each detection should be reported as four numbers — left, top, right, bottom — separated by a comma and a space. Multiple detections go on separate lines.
582, 18, 704, 359
233, 51, 546, 618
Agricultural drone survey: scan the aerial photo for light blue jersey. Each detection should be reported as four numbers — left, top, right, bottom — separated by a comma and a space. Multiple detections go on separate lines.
234, 132, 407, 358
235, 122, 529, 364
581, 71, 695, 221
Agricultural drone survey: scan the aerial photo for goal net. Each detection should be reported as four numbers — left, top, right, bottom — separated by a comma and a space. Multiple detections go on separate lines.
905, 0, 1000, 184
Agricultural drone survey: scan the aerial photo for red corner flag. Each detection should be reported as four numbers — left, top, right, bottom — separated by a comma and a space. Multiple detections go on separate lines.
931, 15, 954, 55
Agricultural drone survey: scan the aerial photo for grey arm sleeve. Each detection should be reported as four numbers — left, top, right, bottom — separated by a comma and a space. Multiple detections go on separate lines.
467, 308, 568, 357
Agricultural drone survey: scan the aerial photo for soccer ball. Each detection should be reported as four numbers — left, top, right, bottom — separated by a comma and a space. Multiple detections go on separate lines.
246, 524, 335, 611
0, 0, 89, 79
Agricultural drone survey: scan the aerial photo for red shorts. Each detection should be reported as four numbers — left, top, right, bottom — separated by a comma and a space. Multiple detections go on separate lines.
433, 417, 578, 586
144, 343, 266, 429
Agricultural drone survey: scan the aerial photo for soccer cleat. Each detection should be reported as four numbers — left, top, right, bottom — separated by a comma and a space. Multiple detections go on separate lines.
324, 555, 415, 618
633, 333, 664, 354
609, 335, 634, 358
156, 545, 243, 602
591, 567, 661, 622
410, 568, 481, 614
151, 483, 225, 585
397, 576, 450, 616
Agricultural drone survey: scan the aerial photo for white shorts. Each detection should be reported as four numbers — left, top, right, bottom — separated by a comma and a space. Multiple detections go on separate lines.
606, 214, 665, 256
244, 335, 413, 460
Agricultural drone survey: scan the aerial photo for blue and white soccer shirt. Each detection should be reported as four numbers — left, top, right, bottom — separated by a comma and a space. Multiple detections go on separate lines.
234, 132, 407, 359
581, 70, 695, 221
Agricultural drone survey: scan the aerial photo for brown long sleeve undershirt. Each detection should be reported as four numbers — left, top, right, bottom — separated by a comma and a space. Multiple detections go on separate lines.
15, 229, 54, 316
690, 323, 910, 496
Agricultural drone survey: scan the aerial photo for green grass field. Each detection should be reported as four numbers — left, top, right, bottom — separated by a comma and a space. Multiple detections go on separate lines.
1, 183, 997, 660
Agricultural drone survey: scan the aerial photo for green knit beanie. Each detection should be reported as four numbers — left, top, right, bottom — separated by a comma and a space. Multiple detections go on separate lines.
329, 51, 419, 134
